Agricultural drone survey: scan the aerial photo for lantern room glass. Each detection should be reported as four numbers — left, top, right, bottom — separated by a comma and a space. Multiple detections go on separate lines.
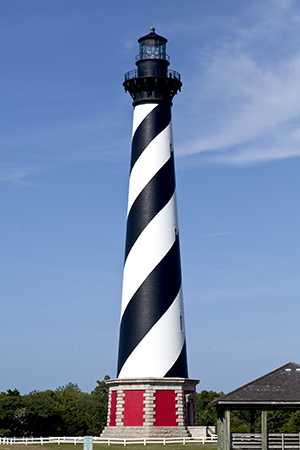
139, 39, 167, 60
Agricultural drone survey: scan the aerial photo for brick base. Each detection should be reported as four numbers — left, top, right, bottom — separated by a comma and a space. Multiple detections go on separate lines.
101, 377, 199, 438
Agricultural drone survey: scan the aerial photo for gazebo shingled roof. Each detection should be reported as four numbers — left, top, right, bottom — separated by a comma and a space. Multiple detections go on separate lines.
210, 362, 300, 409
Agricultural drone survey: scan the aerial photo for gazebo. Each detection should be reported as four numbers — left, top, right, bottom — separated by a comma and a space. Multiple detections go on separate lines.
210, 362, 300, 450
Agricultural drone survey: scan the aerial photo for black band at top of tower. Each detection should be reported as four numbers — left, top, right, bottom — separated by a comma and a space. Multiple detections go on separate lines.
123, 27, 182, 105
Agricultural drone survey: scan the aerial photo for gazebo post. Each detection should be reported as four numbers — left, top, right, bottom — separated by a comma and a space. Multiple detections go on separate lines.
261, 409, 267, 450
225, 409, 231, 450
217, 408, 224, 450
217, 408, 231, 450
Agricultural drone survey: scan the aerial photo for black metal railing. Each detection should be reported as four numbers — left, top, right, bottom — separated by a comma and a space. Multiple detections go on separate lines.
124, 69, 181, 82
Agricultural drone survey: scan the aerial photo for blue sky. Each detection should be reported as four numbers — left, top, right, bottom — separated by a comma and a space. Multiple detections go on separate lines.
1, 0, 300, 395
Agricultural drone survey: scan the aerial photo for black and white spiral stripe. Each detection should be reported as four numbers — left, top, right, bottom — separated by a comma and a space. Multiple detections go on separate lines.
117, 102, 188, 379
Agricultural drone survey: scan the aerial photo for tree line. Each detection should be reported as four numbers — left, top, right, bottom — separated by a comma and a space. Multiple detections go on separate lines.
1, 382, 300, 437
0, 377, 109, 437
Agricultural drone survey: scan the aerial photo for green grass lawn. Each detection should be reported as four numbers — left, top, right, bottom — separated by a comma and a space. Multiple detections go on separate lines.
0, 444, 218, 450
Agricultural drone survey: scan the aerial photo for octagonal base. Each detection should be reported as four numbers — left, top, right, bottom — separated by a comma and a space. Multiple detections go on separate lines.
101, 377, 199, 438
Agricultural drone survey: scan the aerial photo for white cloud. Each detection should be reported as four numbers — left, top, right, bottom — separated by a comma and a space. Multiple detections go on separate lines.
178, 0, 300, 166
215, 269, 235, 274
205, 232, 232, 237
0, 164, 45, 185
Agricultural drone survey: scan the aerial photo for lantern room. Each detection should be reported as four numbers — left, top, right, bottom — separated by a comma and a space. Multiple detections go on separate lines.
137, 27, 168, 61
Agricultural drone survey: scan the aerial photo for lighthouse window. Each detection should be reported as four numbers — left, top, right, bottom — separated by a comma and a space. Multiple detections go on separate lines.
179, 312, 183, 332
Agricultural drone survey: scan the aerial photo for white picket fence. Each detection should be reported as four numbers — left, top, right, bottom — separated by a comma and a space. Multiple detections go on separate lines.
0, 435, 218, 446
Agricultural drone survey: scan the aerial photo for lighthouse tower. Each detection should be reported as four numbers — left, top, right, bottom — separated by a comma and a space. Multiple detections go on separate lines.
102, 28, 199, 438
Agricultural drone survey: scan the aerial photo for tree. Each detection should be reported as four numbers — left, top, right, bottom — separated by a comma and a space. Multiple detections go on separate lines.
86, 376, 110, 435
197, 390, 224, 426
0, 389, 26, 437
266, 410, 293, 433
54, 383, 89, 436
0, 379, 111, 437
23, 390, 62, 436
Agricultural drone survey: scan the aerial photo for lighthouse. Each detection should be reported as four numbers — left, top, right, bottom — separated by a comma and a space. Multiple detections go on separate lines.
102, 28, 199, 438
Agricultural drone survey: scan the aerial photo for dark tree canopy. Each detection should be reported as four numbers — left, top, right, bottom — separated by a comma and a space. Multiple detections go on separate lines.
197, 390, 224, 426
0, 377, 109, 437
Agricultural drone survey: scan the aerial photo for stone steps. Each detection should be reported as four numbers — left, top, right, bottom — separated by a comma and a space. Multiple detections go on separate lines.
100, 425, 191, 438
